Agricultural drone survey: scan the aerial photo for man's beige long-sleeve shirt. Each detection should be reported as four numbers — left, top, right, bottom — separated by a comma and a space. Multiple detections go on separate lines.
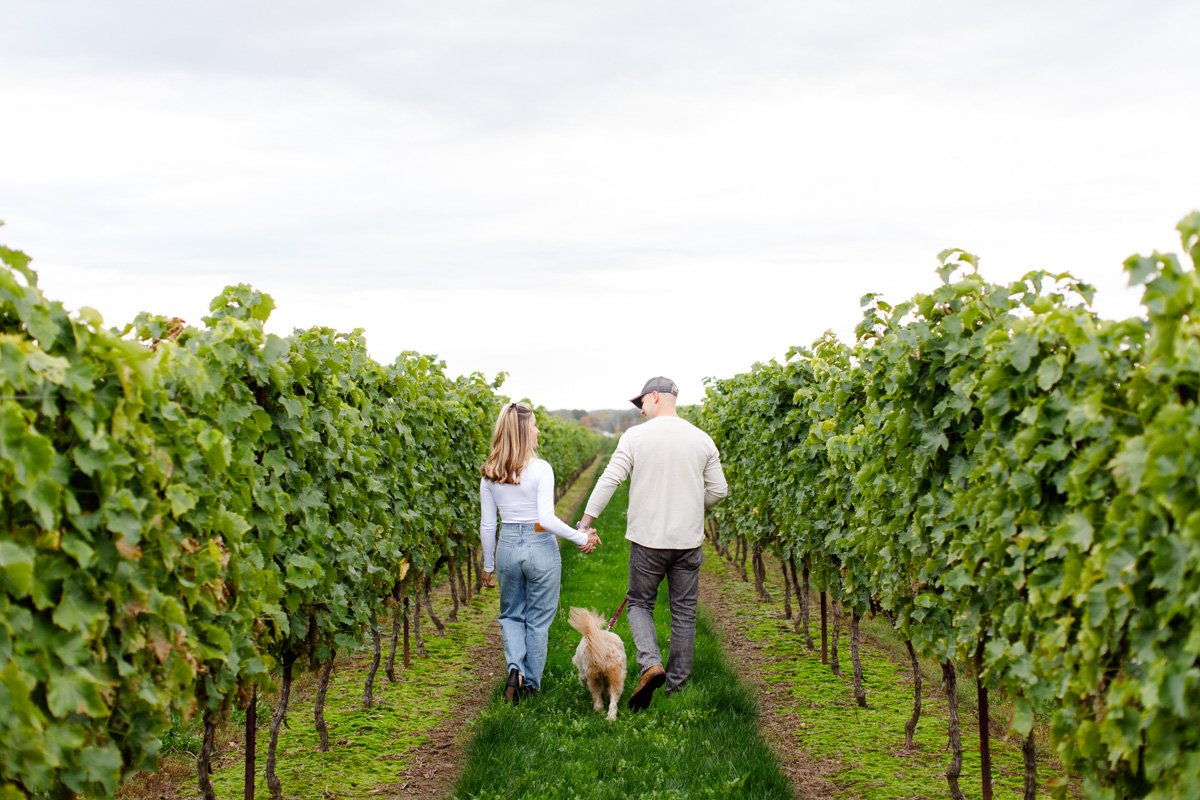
584, 416, 728, 549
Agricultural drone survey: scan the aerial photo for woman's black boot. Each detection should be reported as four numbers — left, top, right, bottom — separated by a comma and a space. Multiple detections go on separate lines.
504, 667, 522, 705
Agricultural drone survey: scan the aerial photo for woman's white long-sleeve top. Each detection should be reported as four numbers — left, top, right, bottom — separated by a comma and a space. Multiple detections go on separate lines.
479, 458, 588, 572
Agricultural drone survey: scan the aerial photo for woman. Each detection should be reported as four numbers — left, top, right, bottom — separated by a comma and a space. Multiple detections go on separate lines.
480, 402, 600, 704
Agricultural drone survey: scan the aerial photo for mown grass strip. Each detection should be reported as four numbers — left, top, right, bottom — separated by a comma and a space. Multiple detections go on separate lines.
704, 553, 1068, 800
453, 479, 793, 800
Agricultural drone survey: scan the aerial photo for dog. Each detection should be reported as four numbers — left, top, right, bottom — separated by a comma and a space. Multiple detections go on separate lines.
568, 607, 627, 721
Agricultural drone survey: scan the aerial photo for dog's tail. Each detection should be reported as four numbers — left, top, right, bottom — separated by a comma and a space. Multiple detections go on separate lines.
568, 607, 609, 662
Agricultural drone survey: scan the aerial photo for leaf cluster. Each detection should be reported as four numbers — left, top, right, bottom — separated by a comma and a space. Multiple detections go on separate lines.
0, 245, 600, 798
695, 212, 1200, 798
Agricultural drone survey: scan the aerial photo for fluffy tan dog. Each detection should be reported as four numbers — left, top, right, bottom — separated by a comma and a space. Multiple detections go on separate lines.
568, 607, 627, 722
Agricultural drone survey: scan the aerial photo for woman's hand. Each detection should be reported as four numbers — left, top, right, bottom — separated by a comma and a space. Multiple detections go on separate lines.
482, 570, 495, 589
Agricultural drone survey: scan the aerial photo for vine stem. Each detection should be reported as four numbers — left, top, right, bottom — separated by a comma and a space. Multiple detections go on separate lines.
903, 638, 922, 748
424, 576, 445, 636
1022, 726, 1037, 800
363, 625, 382, 707
197, 708, 218, 800
942, 661, 966, 800
315, 656, 335, 751
798, 560, 813, 649
266, 655, 296, 800
850, 609, 866, 707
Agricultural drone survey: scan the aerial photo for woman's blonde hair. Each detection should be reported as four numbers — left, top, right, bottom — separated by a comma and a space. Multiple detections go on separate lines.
481, 402, 536, 484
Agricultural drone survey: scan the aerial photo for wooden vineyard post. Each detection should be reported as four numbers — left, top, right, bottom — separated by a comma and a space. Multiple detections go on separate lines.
448, 557, 461, 621
780, 555, 792, 619
386, 604, 401, 682
244, 687, 257, 800
820, 590, 828, 664
976, 642, 993, 800
830, 600, 842, 677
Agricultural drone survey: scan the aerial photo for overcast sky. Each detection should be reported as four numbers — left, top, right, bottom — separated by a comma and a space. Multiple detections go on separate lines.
2, 1, 1197, 409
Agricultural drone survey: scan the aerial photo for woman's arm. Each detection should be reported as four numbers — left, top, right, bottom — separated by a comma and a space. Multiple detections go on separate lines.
479, 477, 498, 573
534, 462, 589, 546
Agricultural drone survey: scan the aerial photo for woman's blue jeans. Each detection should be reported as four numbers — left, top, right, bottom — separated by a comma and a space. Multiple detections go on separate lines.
496, 523, 561, 690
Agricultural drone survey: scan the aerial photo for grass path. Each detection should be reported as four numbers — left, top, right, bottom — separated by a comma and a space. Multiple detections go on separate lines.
452, 479, 794, 800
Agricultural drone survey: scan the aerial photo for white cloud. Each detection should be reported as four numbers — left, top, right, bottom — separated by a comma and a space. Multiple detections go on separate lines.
2, 1, 1197, 409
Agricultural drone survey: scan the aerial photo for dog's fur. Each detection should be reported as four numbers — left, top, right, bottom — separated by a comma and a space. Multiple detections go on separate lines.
568, 607, 627, 721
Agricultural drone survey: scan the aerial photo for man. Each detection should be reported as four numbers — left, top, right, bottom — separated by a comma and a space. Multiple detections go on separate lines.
578, 376, 728, 710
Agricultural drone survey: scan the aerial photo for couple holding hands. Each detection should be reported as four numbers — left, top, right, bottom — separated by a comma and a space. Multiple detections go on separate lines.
479, 377, 728, 709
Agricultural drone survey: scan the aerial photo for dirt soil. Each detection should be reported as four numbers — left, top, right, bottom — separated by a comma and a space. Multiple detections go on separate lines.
374, 623, 502, 799
699, 573, 843, 800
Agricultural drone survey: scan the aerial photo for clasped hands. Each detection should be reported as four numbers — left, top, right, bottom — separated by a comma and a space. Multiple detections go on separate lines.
482, 518, 603, 588
576, 517, 602, 554
576, 528, 602, 554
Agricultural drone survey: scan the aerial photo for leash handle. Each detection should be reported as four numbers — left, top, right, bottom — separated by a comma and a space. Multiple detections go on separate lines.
607, 597, 628, 631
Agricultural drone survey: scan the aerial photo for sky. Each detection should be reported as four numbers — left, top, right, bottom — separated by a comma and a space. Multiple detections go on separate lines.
2, 1, 1198, 410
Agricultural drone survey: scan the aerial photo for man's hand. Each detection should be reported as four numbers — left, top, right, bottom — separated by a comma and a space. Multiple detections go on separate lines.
578, 514, 596, 530
482, 570, 495, 589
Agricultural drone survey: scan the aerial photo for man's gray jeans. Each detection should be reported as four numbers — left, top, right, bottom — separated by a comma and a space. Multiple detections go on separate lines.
626, 541, 703, 693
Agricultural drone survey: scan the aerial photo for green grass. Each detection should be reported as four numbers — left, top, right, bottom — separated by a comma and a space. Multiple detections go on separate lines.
452, 479, 794, 800
704, 553, 1067, 799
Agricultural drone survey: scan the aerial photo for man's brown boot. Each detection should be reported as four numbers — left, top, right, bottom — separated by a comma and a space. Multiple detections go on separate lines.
627, 664, 666, 711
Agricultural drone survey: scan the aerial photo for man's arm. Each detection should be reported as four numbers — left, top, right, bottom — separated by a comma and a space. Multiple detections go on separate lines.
703, 446, 728, 508
579, 434, 634, 527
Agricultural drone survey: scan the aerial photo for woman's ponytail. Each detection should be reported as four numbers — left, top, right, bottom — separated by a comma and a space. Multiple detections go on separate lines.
482, 402, 535, 484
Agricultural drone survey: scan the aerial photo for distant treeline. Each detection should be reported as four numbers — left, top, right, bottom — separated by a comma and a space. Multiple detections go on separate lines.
548, 407, 644, 435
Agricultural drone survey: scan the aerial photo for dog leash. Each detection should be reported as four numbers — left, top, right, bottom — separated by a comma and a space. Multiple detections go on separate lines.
576, 519, 627, 630
607, 597, 628, 631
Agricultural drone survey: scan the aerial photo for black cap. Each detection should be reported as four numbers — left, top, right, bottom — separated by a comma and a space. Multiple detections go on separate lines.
630, 376, 679, 408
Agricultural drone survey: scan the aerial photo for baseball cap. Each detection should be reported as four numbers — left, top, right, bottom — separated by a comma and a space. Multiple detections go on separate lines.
630, 376, 679, 408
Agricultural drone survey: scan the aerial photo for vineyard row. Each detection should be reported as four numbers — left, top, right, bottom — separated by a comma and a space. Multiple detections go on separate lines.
0, 235, 603, 800
695, 212, 1200, 800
